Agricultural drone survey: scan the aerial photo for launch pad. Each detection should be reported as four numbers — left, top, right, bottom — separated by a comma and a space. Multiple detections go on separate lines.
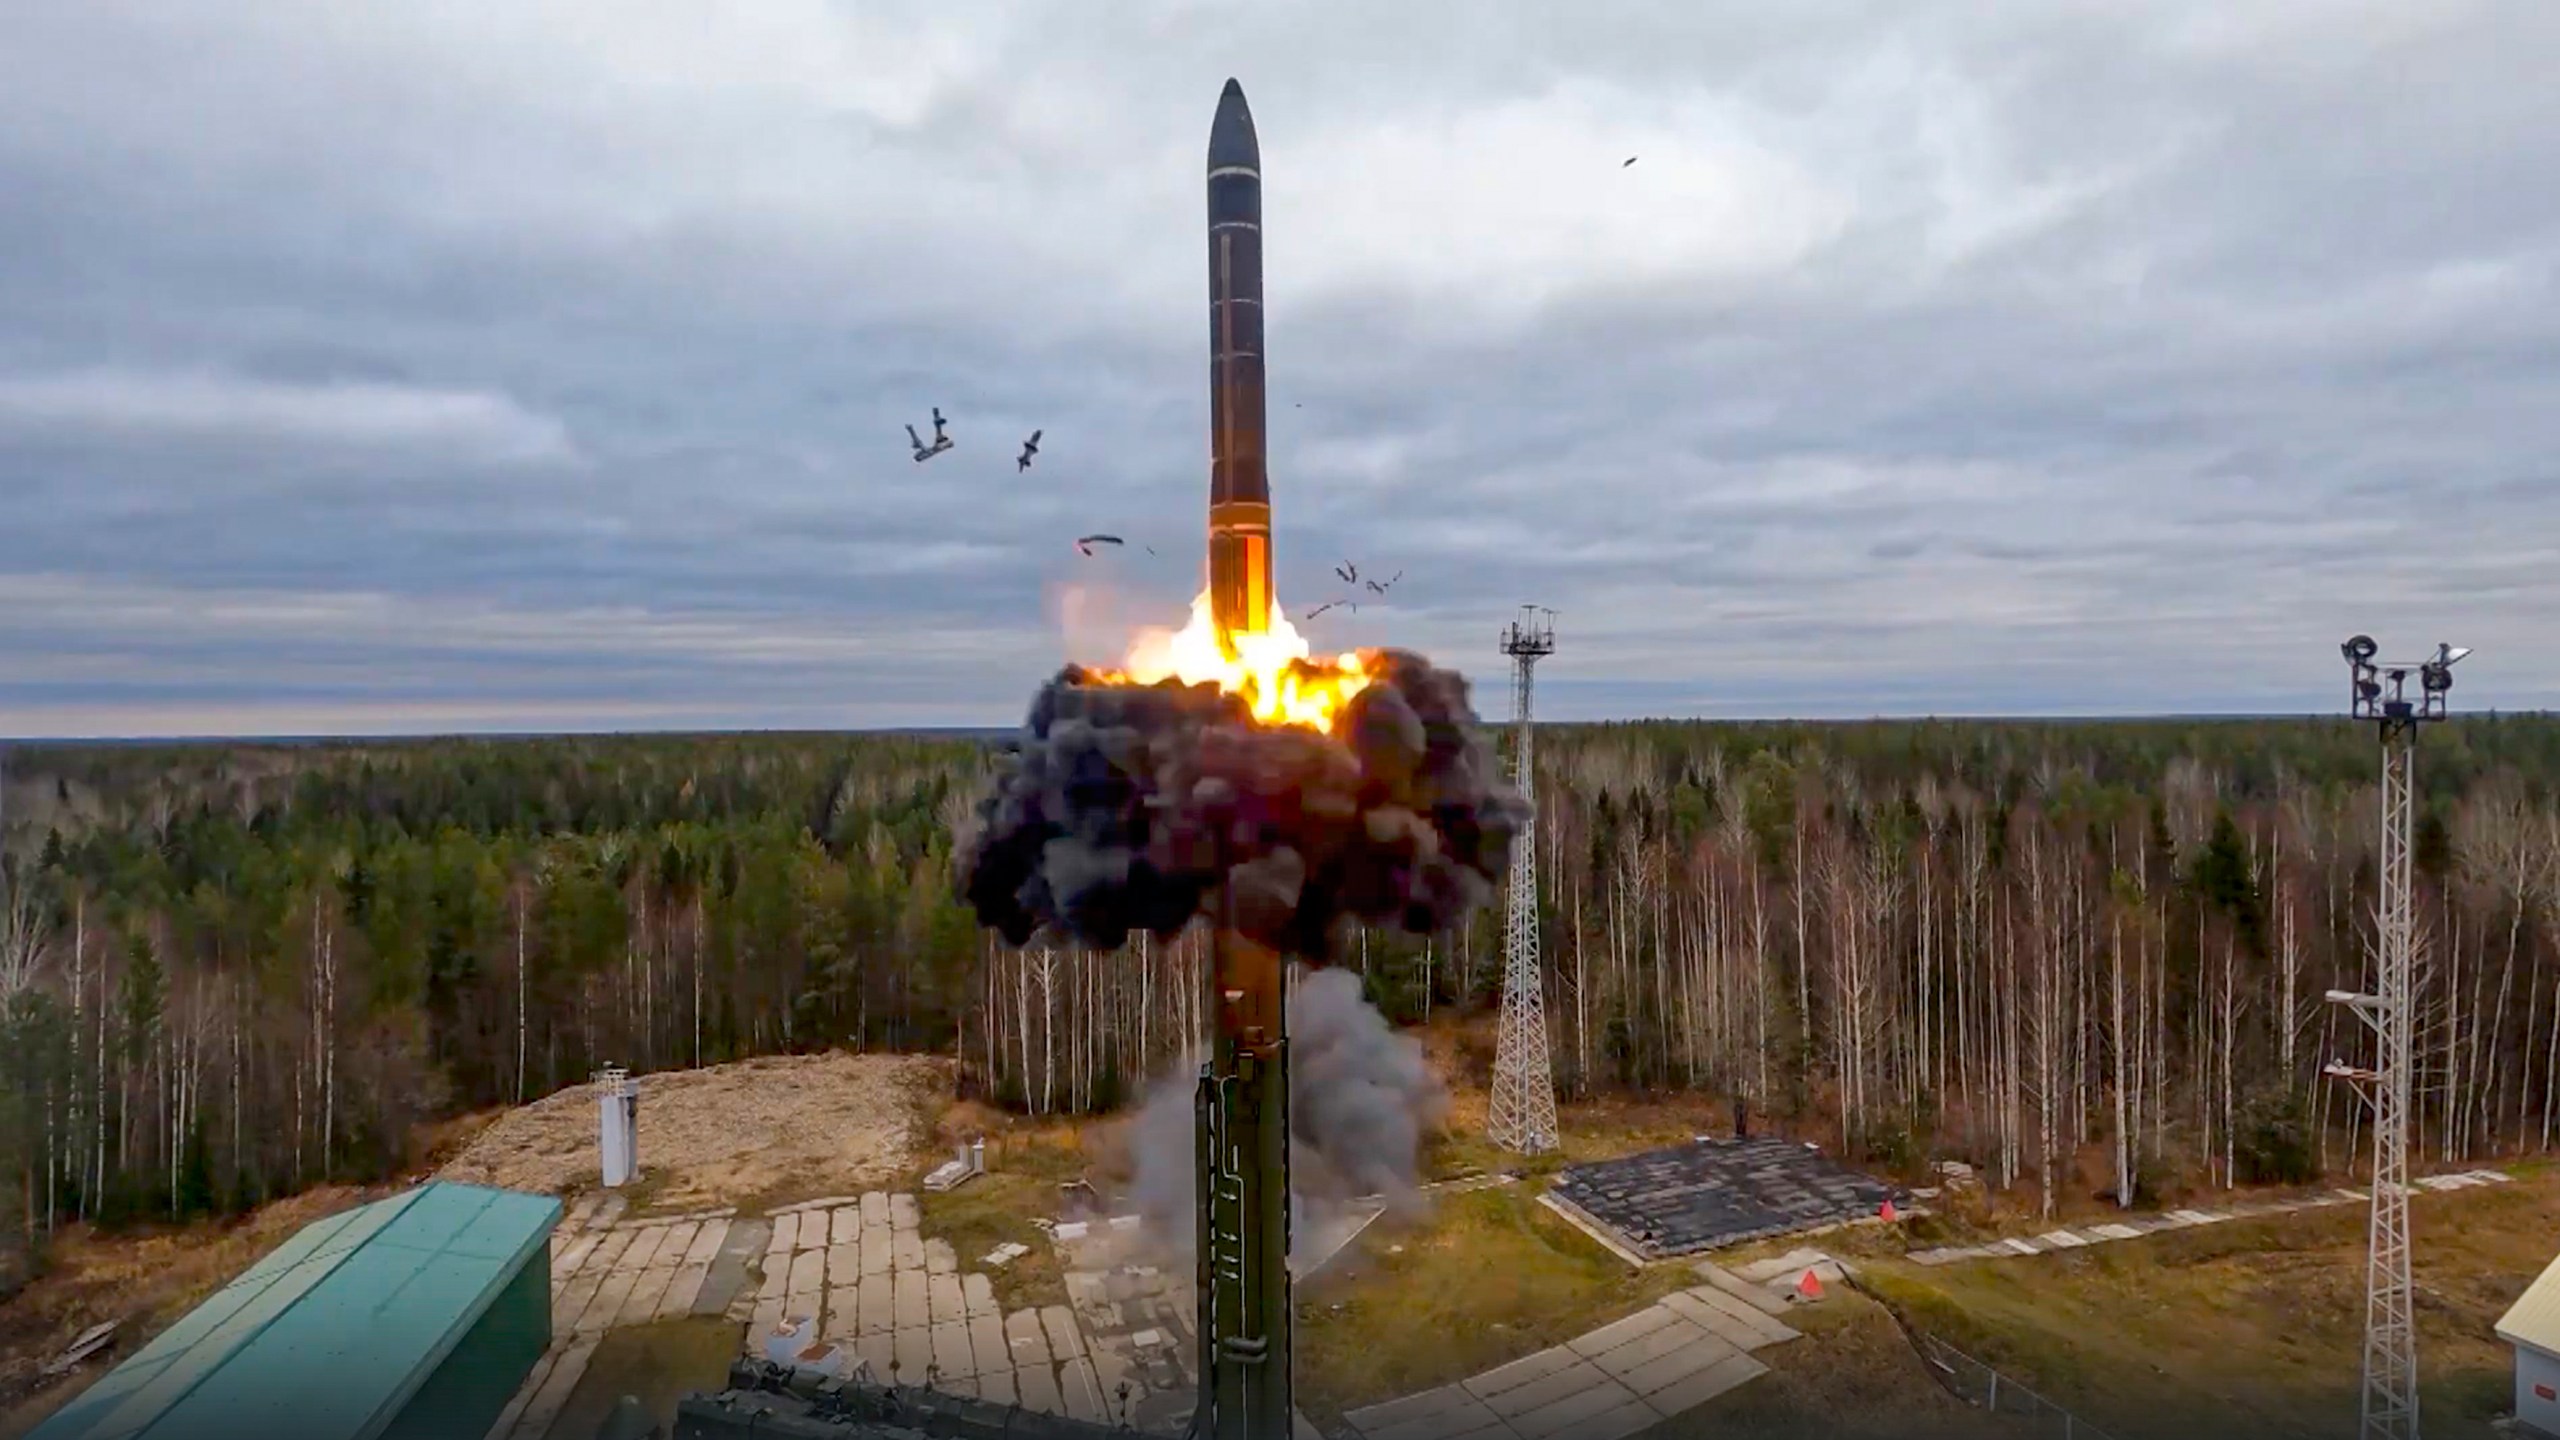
1548, 1138, 1905, 1262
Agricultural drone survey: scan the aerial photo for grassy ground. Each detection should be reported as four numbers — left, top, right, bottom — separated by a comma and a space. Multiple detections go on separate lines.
1852, 1165, 2560, 1440
1650, 1289, 2034, 1440
542, 1316, 739, 1440
1292, 1184, 1698, 1428
906, 1097, 1103, 1314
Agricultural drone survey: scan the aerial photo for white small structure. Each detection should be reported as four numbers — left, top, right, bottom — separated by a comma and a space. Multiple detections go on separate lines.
922, 1136, 986, 1193
2496, 1252, 2560, 1436
597, 1066, 639, 1188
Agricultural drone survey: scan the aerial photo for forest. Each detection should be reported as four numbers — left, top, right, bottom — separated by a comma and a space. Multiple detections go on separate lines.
3, 711, 2559, 1258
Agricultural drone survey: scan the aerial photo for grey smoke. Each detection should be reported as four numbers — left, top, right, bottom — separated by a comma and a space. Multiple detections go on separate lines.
956, 650, 1526, 959
1126, 966, 1447, 1261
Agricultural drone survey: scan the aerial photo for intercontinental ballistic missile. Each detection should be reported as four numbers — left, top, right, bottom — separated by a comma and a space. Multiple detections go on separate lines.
1207, 78, 1272, 659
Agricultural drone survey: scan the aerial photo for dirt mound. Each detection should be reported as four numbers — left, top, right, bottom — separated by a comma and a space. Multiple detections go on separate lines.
437, 1052, 947, 1210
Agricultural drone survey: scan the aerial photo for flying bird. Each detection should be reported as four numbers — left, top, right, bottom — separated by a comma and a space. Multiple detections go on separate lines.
1334, 561, 1358, 584
1365, 570, 1403, 595
1074, 534, 1124, 557
1018, 430, 1042, 472
1622, 156, 1637, 168
906, 406, 954, 462
1306, 600, 1355, 619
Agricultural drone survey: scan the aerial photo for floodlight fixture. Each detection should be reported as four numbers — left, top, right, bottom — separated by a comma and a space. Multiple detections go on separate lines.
2344, 634, 2378, 664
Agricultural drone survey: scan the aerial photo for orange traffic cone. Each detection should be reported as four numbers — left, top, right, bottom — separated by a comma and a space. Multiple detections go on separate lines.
1880, 1199, 1899, 1223
1796, 1268, 1824, 1301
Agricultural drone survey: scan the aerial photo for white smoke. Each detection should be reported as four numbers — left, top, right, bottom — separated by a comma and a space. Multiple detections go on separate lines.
1124, 966, 1446, 1262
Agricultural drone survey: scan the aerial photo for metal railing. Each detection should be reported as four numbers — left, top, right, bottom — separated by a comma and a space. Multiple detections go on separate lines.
1913, 1332, 2119, 1440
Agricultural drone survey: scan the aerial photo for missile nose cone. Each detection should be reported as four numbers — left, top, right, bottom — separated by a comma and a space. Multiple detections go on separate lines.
1209, 79, 1260, 170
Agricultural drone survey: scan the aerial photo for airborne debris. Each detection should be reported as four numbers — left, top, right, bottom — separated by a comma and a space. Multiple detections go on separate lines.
955, 650, 1526, 959
906, 407, 954, 463
1074, 534, 1124, 557
1018, 429, 1042, 472
1334, 561, 1358, 584
1364, 571, 1402, 596
1623, 156, 1638, 168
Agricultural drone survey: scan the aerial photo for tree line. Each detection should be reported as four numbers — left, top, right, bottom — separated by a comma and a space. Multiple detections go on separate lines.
1, 713, 2556, 1252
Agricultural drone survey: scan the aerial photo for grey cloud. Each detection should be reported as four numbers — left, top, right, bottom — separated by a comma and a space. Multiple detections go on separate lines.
2, 0, 2556, 735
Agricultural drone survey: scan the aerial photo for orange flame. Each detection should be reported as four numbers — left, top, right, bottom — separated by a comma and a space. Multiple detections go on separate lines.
1084, 592, 1372, 733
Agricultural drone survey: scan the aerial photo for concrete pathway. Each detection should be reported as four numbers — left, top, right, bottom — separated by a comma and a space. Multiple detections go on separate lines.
1340, 1279, 1800, 1440
1905, 1169, 2510, 1267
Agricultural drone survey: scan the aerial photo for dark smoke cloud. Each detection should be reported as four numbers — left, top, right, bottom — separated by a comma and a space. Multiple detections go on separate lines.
957, 649, 1525, 960
1126, 966, 1447, 1259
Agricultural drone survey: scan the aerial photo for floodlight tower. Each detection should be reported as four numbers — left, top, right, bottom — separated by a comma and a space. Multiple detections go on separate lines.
2324, 635, 2468, 1440
1488, 607, 1560, 1155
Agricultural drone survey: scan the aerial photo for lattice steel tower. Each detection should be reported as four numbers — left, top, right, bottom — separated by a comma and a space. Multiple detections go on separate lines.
1488, 607, 1559, 1155
2325, 636, 2468, 1440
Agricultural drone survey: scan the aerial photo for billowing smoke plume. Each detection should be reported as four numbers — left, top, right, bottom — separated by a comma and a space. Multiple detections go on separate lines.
958, 650, 1525, 957
1126, 967, 1448, 1258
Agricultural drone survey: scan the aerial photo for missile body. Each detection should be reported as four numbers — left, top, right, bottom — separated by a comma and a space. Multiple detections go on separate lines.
1207, 79, 1271, 658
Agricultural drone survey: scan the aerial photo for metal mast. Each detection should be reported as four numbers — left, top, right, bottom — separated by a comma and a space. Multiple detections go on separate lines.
1488, 607, 1559, 1155
2325, 636, 2468, 1440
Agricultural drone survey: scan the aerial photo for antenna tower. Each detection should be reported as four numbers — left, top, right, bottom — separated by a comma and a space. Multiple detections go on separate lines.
1488, 607, 1559, 1155
2325, 635, 2468, 1440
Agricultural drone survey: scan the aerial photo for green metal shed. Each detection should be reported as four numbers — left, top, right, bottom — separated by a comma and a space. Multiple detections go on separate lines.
32, 1180, 562, 1440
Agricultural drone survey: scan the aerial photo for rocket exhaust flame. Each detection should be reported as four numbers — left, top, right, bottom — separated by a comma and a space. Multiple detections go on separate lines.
1083, 591, 1371, 734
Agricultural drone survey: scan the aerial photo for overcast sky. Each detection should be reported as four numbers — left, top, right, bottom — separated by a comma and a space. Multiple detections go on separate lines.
2, 1, 2554, 737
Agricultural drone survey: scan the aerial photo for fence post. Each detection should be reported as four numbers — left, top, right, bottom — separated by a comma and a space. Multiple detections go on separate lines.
1987, 1369, 1999, 1410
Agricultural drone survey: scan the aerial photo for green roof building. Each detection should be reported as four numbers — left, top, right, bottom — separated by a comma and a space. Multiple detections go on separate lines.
33, 1180, 562, 1440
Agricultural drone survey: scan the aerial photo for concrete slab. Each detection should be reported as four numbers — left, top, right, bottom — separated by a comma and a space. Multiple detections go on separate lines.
1509, 1376, 1642, 1440
891, 1193, 920, 1228
1690, 1262, 1798, 1319
1347, 1382, 1487, 1435
892, 1229, 927, 1270
833, 1207, 863, 1246
931, 1319, 975, 1380
1041, 1304, 1087, 1360
1588, 1317, 1718, 1380
851, 1332, 894, 1384
767, 1212, 799, 1254
925, 1237, 958, 1275
861, 1225, 893, 1275
892, 1326, 935, 1385
1567, 1304, 1682, 1359
821, 1285, 860, 1340
656, 1221, 702, 1267
929, 1272, 966, 1325
2038, 1229, 2089, 1248
861, 1191, 890, 1226
962, 1272, 999, 1318
553, 1235, 600, 1277
754, 1252, 788, 1302
1060, 1356, 1107, 1423
858, 1271, 893, 1335
1618, 1334, 1741, 1399
1005, 1308, 1053, 1368
1016, 1362, 1064, 1416
581, 1270, 643, 1335
618, 1267, 681, 1328
1560, 1396, 1658, 1440
893, 1267, 930, 1329
618, 1226, 672, 1271
660, 1262, 713, 1319
1643, 1350, 1768, 1418
786, 1248, 825, 1298
1464, 1344, 1583, 1403
552, 1273, 609, 1335
2089, 1223, 2144, 1241
1666, 1285, 1800, 1350
1477, 1361, 1603, 1421
969, 1312, 1011, 1378
975, 1367, 1016, 1408
685, 1219, 731, 1267
828, 1241, 860, 1282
